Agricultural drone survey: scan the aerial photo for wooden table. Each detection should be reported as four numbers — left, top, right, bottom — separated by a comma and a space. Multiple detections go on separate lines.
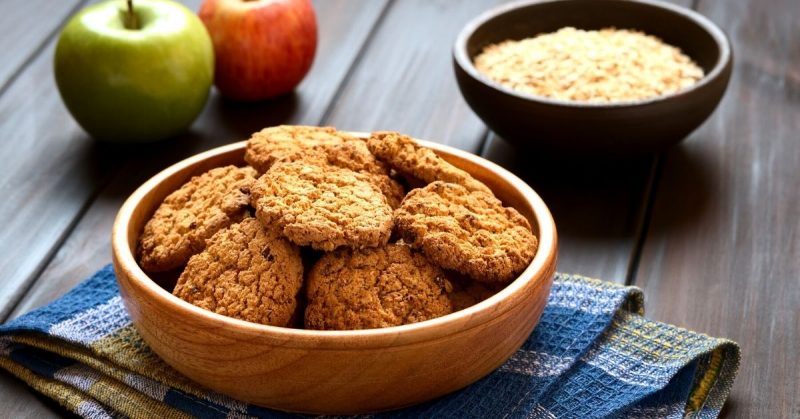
0, 0, 797, 417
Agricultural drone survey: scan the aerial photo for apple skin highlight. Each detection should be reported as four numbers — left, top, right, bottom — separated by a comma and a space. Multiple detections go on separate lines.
54, 0, 214, 143
199, 0, 317, 101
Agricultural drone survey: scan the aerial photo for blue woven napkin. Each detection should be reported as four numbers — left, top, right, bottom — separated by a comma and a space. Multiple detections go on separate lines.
0, 265, 739, 418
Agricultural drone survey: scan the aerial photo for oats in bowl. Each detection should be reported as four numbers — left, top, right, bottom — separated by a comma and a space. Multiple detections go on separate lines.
474, 27, 704, 102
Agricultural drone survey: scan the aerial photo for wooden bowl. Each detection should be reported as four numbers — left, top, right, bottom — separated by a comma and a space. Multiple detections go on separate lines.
111, 137, 557, 414
453, 0, 733, 155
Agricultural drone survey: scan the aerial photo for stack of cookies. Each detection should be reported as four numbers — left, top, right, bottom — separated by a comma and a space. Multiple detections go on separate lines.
137, 126, 538, 330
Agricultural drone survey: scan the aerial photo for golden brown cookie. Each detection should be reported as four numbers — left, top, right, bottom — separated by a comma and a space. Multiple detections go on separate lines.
252, 161, 393, 251
138, 165, 257, 272
395, 181, 537, 283
367, 131, 493, 195
245, 126, 405, 208
244, 125, 351, 173
305, 242, 454, 330
173, 217, 303, 327
329, 141, 406, 208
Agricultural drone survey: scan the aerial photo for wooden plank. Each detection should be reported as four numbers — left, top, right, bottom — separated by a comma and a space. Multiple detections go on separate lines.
0, 1, 389, 416
633, 0, 800, 417
481, 135, 656, 282
322, 0, 512, 151
0, 39, 111, 321
0, 0, 85, 90
0, 2, 99, 416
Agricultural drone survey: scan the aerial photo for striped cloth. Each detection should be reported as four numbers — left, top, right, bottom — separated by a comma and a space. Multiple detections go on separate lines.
0, 265, 739, 418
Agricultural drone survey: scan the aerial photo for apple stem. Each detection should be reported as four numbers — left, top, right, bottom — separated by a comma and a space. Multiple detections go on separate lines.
124, 0, 139, 30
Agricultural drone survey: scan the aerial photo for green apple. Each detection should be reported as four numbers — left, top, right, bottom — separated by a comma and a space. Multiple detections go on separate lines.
54, 0, 214, 142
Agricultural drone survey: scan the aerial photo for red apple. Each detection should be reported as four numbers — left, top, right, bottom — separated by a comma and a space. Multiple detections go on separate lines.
199, 0, 317, 101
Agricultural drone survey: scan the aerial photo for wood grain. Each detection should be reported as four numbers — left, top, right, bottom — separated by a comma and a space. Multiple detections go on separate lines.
0, 0, 114, 412
633, 0, 800, 417
322, 0, 513, 152
0, 0, 126, 322
0, 39, 113, 321
0, 0, 86, 90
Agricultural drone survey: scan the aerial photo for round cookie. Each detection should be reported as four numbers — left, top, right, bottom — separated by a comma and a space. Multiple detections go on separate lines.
395, 181, 538, 283
173, 217, 303, 327
367, 131, 493, 195
244, 125, 352, 173
305, 243, 454, 330
138, 165, 257, 272
245, 126, 405, 208
251, 161, 393, 251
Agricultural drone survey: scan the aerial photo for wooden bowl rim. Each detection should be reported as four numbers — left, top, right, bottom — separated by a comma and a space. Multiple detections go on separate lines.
453, 0, 732, 108
112, 134, 557, 347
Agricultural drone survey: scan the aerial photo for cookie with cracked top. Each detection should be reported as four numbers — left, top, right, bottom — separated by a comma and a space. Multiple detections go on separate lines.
324, 139, 406, 208
245, 125, 405, 208
305, 242, 453, 330
138, 165, 257, 272
251, 161, 393, 251
173, 217, 303, 326
244, 125, 352, 173
367, 131, 493, 195
394, 181, 537, 283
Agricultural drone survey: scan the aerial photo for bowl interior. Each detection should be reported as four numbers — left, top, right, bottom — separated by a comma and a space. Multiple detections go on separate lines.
119, 139, 554, 337
463, 0, 724, 84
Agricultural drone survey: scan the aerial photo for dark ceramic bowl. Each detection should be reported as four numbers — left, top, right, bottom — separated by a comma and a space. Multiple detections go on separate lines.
454, 0, 732, 154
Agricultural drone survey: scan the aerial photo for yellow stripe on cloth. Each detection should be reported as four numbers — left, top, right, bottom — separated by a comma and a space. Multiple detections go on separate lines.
5, 334, 190, 418
0, 356, 90, 414
14, 326, 220, 410
90, 373, 191, 419
686, 348, 725, 414
603, 312, 722, 363
91, 325, 219, 400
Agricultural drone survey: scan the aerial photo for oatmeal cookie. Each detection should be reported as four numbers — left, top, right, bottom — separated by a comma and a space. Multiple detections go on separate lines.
244, 125, 351, 173
138, 165, 257, 272
173, 217, 304, 326
325, 140, 405, 208
367, 131, 492, 194
305, 242, 454, 330
395, 181, 537, 283
251, 161, 393, 251
245, 126, 405, 207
